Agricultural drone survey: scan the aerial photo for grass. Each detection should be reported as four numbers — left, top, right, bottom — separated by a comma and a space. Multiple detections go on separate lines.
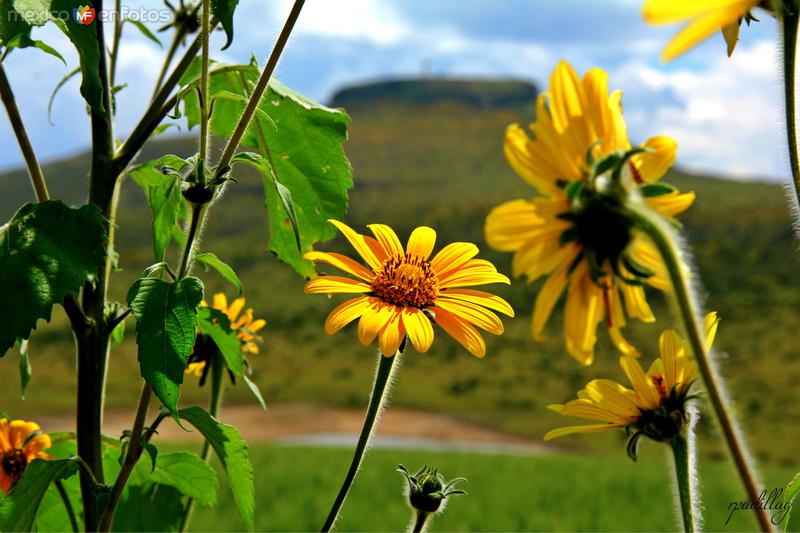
1, 95, 799, 467
185, 443, 798, 532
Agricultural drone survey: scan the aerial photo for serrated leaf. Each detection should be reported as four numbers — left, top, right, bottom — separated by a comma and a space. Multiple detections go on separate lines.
4, 33, 65, 63
195, 252, 243, 295
126, 277, 204, 419
211, 0, 238, 50
49, 0, 105, 118
18, 338, 32, 398
122, 18, 161, 47
11, 0, 49, 25
179, 406, 254, 530
0, 459, 79, 532
149, 452, 218, 506
197, 307, 243, 375
177, 61, 352, 278
130, 159, 187, 262
0, 201, 106, 356
1, 0, 32, 44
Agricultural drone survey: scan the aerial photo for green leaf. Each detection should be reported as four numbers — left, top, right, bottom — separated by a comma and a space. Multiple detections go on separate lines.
130, 158, 188, 262
640, 182, 677, 198
195, 252, 243, 295
11, 0, 50, 25
122, 18, 161, 47
179, 406, 254, 530
197, 307, 243, 375
126, 277, 204, 419
149, 451, 218, 506
783, 472, 800, 532
177, 61, 352, 277
47, 66, 80, 124
112, 483, 184, 532
0, 459, 79, 532
110, 318, 125, 347
211, 0, 238, 50
49, 0, 106, 118
243, 373, 267, 410
1, 0, 32, 44
0, 201, 106, 356
18, 338, 32, 398
4, 33, 65, 63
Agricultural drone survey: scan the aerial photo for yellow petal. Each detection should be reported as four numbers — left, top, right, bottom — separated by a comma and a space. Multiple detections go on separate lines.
401, 307, 434, 353
659, 3, 755, 61
304, 251, 375, 281
431, 306, 487, 358
659, 329, 684, 390
484, 198, 569, 253
304, 276, 371, 294
378, 308, 405, 356
635, 135, 677, 183
435, 299, 504, 335
645, 191, 696, 218
357, 299, 394, 346
532, 259, 570, 340
620, 355, 661, 410
212, 293, 227, 312
227, 298, 246, 322
329, 220, 383, 271
430, 242, 479, 278
438, 289, 514, 317
324, 297, 370, 335
704, 311, 720, 352
544, 423, 619, 441
722, 21, 740, 57
406, 226, 437, 260
368, 224, 405, 258
642, 0, 752, 24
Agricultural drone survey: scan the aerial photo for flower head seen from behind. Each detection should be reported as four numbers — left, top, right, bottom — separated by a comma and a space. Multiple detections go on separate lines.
545, 313, 719, 459
485, 60, 695, 365
304, 221, 513, 357
643, 0, 762, 61
186, 293, 266, 378
0, 418, 52, 494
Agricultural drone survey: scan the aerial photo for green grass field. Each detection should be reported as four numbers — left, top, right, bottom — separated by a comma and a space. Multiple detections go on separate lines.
184, 444, 797, 532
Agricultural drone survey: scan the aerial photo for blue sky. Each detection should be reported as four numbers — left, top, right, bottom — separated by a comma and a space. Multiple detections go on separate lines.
0, 0, 787, 181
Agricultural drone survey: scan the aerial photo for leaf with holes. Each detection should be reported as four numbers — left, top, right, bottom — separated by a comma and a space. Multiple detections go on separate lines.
127, 277, 204, 419
0, 201, 106, 356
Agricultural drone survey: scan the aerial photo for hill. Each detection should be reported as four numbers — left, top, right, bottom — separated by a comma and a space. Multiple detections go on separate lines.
1, 81, 798, 464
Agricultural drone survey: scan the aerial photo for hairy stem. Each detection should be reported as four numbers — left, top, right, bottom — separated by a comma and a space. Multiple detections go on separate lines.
216, 0, 305, 175
179, 351, 225, 532
782, 9, 800, 212
153, 25, 188, 99
109, 0, 122, 89
0, 63, 49, 202
99, 383, 152, 532
412, 511, 430, 533
321, 350, 400, 532
629, 203, 773, 532
671, 433, 697, 533
198, 0, 211, 176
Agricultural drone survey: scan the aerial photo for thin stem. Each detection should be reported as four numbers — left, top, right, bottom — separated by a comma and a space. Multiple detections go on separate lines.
55, 480, 79, 533
671, 433, 696, 533
99, 383, 153, 532
179, 351, 225, 532
216, 0, 305, 175
629, 203, 773, 532
321, 350, 400, 532
178, 203, 205, 278
152, 26, 188, 99
412, 511, 430, 533
782, 9, 800, 212
109, 0, 122, 88
0, 63, 49, 201
198, 0, 211, 175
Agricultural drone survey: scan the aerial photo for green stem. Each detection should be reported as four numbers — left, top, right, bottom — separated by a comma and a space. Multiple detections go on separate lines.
55, 480, 79, 533
152, 25, 188, 99
412, 511, 430, 533
109, 0, 122, 89
178, 203, 205, 278
629, 203, 773, 532
198, 0, 211, 176
321, 350, 401, 532
671, 433, 697, 533
179, 350, 225, 532
782, 9, 800, 212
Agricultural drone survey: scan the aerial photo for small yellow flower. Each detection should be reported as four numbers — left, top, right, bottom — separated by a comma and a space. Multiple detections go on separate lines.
544, 313, 719, 449
485, 61, 695, 365
643, 0, 761, 61
186, 293, 266, 377
304, 221, 513, 357
0, 418, 52, 494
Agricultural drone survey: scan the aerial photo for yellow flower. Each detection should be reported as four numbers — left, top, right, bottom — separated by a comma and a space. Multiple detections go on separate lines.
186, 293, 266, 377
0, 418, 51, 494
304, 221, 513, 357
485, 61, 695, 365
544, 313, 719, 448
643, 0, 761, 61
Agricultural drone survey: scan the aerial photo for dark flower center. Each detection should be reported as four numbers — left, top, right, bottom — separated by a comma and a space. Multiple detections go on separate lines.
371, 254, 439, 308
1, 449, 28, 481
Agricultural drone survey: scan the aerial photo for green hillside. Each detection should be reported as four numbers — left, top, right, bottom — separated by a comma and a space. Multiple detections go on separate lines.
1, 89, 798, 465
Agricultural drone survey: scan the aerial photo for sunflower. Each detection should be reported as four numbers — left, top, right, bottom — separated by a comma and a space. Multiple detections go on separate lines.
643, 0, 762, 61
304, 221, 513, 357
0, 418, 51, 494
544, 313, 719, 455
186, 293, 266, 377
485, 61, 695, 365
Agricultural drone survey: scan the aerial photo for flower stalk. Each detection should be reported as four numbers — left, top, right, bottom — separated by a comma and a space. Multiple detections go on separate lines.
321, 349, 401, 532
782, 7, 800, 212
671, 432, 697, 533
628, 202, 773, 532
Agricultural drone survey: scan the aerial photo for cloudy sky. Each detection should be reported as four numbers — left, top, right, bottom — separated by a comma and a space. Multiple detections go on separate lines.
0, 0, 787, 181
